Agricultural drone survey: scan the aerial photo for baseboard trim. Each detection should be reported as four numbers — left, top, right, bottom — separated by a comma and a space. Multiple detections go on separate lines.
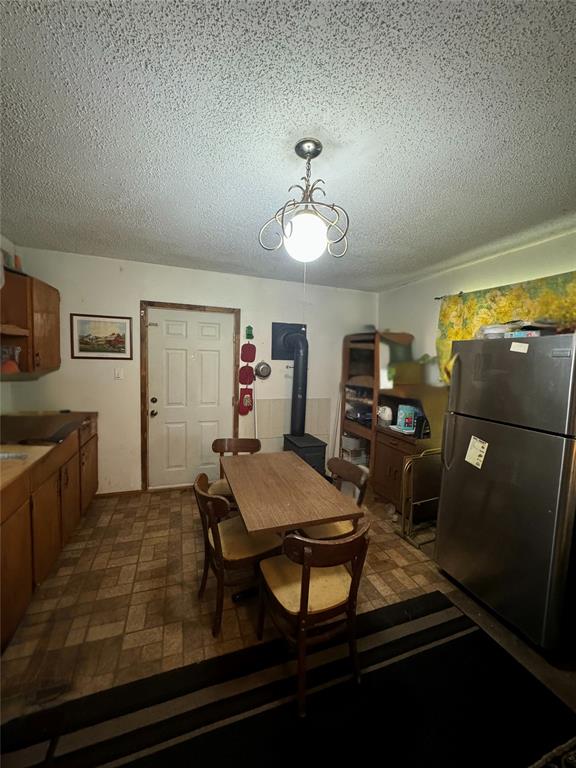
95, 486, 193, 499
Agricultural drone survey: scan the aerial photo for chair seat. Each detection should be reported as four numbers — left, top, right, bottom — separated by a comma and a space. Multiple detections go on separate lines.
208, 478, 233, 498
260, 555, 352, 615
208, 516, 281, 561
301, 519, 356, 539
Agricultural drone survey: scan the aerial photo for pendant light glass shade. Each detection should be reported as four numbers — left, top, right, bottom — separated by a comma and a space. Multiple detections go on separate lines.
259, 138, 349, 261
284, 211, 327, 263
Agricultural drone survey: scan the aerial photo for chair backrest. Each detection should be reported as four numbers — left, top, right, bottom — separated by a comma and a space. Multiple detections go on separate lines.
212, 438, 261, 477
283, 518, 370, 620
212, 438, 261, 456
327, 457, 369, 507
193, 473, 231, 562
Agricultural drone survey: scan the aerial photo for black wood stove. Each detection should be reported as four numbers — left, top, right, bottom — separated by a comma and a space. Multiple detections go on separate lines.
280, 330, 327, 475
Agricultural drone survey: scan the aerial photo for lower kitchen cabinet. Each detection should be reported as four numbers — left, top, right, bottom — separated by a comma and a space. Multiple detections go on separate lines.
61, 453, 81, 545
81, 434, 98, 513
32, 472, 61, 585
1, 501, 33, 650
1, 415, 98, 647
373, 429, 421, 509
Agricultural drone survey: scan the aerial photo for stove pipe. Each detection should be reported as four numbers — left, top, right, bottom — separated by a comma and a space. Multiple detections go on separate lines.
286, 332, 308, 436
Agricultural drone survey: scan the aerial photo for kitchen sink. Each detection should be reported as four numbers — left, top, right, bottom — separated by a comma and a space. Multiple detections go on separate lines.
0, 452, 28, 460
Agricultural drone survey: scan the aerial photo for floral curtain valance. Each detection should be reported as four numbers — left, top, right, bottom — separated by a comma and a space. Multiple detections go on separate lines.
436, 270, 576, 383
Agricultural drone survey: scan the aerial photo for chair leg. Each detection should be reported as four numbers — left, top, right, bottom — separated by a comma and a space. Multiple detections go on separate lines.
256, 581, 266, 641
212, 571, 224, 638
297, 628, 307, 718
198, 549, 209, 599
348, 612, 361, 684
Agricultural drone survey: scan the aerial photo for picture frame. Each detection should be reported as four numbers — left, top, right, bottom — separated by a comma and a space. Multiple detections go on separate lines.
70, 314, 133, 360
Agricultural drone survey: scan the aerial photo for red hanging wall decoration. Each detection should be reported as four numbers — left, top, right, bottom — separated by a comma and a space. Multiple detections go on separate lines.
238, 330, 256, 416
238, 387, 253, 415
239, 364, 254, 384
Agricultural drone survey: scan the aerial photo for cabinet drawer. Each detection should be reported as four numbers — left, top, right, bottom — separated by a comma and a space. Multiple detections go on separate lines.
376, 431, 420, 454
79, 415, 97, 446
30, 431, 79, 490
0, 472, 30, 524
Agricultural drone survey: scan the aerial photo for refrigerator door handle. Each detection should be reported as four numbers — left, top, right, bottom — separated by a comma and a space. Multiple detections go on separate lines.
449, 352, 461, 412
442, 413, 456, 471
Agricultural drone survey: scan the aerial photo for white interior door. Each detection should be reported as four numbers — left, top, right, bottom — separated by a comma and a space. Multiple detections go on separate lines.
147, 307, 235, 488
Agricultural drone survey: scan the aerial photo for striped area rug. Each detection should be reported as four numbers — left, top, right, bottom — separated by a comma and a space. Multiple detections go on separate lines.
2, 592, 575, 767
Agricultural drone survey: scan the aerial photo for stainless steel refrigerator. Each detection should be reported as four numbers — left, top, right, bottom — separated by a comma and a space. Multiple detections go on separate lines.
436, 333, 576, 649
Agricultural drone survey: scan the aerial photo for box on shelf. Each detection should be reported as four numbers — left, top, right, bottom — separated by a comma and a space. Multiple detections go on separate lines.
342, 448, 368, 466
341, 434, 363, 451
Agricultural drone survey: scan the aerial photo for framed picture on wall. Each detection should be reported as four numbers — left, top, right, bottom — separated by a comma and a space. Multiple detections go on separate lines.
70, 314, 133, 360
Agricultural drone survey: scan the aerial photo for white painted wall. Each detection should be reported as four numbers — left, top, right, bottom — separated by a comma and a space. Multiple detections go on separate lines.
378, 229, 576, 381
9, 247, 377, 493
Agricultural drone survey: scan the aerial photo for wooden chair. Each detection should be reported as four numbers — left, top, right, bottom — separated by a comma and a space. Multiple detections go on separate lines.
193, 473, 281, 637
209, 438, 261, 499
257, 518, 370, 717
301, 457, 369, 539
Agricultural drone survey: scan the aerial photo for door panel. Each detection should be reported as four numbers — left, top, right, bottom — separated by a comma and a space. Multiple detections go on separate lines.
450, 335, 576, 435
148, 308, 235, 488
81, 435, 99, 513
32, 278, 61, 372
166, 422, 187, 469
199, 350, 219, 405
436, 413, 575, 647
32, 473, 61, 585
1, 501, 33, 650
166, 349, 187, 406
61, 453, 81, 544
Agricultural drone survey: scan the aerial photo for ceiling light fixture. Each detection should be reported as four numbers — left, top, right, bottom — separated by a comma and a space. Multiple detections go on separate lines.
259, 138, 349, 263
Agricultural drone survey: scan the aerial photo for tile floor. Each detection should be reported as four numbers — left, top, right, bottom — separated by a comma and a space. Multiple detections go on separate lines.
1, 489, 452, 723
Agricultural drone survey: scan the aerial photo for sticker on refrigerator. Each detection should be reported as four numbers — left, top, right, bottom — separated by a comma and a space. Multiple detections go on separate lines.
465, 436, 488, 469
510, 342, 529, 353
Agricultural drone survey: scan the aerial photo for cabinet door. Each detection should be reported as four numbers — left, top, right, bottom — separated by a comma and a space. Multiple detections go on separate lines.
1, 501, 33, 650
32, 473, 61, 585
373, 441, 407, 508
61, 453, 81, 545
31, 278, 60, 372
81, 435, 98, 513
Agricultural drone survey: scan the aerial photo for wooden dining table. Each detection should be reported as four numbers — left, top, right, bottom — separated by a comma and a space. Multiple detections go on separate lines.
220, 451, 362, 534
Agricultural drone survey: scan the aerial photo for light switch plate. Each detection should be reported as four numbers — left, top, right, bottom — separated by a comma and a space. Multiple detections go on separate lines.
114, 368, 124, 380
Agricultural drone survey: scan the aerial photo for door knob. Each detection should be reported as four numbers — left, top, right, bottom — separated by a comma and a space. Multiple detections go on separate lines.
150, 410, 158, 417
151, 397, 157, 403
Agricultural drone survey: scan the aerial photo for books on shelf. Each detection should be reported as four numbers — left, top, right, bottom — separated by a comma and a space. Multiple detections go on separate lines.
503, 330, 550, 338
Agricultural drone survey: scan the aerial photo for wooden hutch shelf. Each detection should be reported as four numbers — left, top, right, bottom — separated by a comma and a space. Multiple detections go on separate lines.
339, 331, 448, 504
0, 324, 30, 336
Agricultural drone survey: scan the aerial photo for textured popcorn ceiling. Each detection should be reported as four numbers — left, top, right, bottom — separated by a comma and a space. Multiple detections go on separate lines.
1, 1, 575, 291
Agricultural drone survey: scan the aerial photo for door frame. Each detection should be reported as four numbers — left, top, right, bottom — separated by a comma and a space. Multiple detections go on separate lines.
140, 300, 240, 490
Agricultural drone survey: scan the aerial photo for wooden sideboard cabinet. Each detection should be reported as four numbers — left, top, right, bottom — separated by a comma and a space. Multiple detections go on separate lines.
0, 269, 61, 379
373, 429, 422, 508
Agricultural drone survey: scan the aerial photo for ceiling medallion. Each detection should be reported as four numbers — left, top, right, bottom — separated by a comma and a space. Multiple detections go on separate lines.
258, 138, 349, 263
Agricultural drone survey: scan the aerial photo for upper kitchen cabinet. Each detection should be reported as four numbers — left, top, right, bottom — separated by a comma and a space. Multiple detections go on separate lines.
0, 269, 61, 379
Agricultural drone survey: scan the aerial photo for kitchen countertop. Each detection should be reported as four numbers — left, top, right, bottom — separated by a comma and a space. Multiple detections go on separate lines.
1, 412, 97, 445
0, 445, 53, 492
